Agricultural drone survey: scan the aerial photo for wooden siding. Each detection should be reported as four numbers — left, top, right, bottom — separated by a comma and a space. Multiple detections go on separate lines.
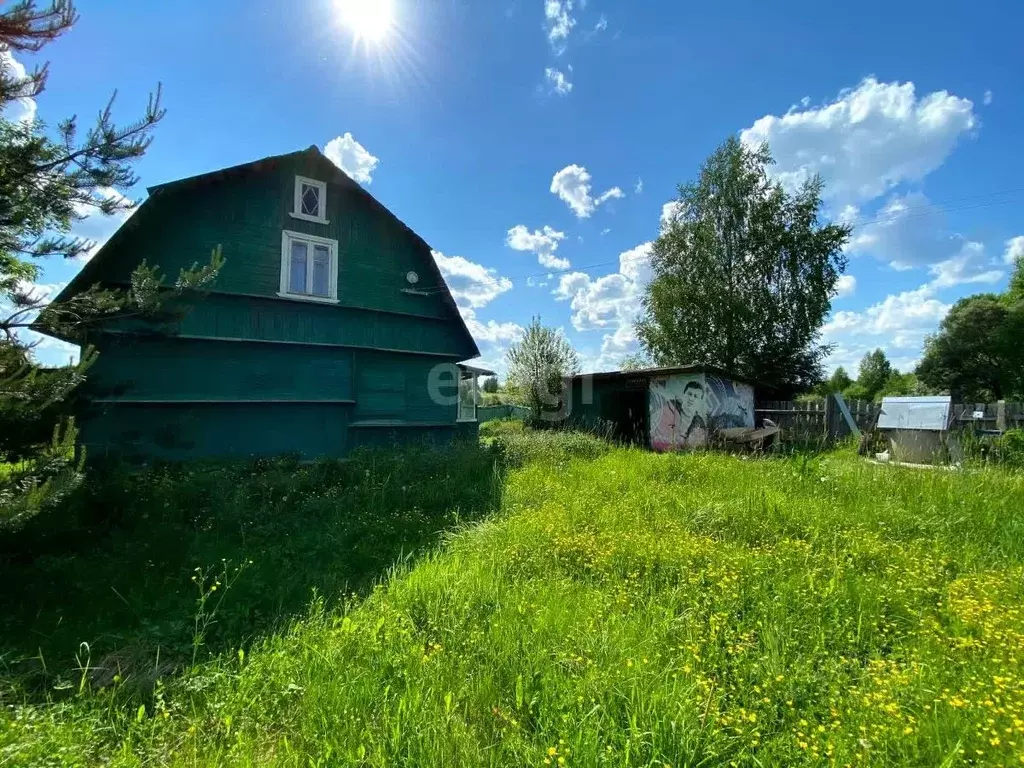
72, 153, 475, 358
83, 336, 355, 403
60, 150, 485, 460
81, 402, 350, 460
97, 293, 471, 357
354, 351, 457, 425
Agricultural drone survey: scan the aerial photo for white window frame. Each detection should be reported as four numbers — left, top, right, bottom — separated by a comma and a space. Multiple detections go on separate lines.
457, 372, 478, 422
290, 176, 329, 224
278, 230, 339, 304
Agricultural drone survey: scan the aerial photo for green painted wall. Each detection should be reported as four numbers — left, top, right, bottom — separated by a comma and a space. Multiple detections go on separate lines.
566, 377, 650, 444
60, 150, 483, 460
81, 402, 350, 461
84, 336, 355, 402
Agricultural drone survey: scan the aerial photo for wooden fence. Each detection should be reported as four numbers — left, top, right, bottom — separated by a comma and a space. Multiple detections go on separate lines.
950, 401, 1024, 432
478, 404, 530, 423
756, 397, 1024, 443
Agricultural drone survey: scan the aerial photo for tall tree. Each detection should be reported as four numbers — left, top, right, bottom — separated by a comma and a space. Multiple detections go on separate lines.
816, 366, 853, 395
855, 349, 894, 402
505, 316, 580, 422
1, 1, 222, 528
481, 375, 498, 394
636, 137, 850, 395
916, 295, 1020, 402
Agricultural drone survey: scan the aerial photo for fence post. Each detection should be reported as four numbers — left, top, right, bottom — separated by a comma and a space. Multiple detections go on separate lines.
825, 395, 839, 441
996, 400, 1007, 432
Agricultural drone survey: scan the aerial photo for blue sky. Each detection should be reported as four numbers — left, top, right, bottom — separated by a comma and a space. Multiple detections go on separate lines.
9, 0, 1024, 376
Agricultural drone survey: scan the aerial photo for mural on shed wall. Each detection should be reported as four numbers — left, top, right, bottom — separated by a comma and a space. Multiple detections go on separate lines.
649, 374, 754, 451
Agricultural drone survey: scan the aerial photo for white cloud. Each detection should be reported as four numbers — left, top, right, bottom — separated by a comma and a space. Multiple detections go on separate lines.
506, 224, 569, 269
544, 67, 573, 95
618, 241, 654, 286
324, 132, 379, 184
634, 178, 643, 194
835, 274, 856, 298
460, 306, 524, 345
544, 0, 575, 52
585, 324, 639, 373
660, 200, 683, 229
553, 242, 652, 333
822, 284, 951, 349
846, 192, 1004, 287
1003, 236, 1024, 265
550, 164, 623, 218
926, 241, 1003, 290
740, 78, 977, 206
431, 250, 512, 309
983, 90, 993, 106
1, 50, 37, 124
72, 187, 136, 261
0, 280, 78, 366
459, 306, 524, 375
594, 14, 608, 32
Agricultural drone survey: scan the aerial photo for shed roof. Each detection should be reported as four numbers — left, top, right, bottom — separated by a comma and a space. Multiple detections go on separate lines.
567, 364, 761, 387
877, 396, 952, 432
458, 363, 495, 377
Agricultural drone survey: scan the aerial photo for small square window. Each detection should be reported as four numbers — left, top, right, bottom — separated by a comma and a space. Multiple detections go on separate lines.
279, 230, 338, 302
292, 176, 327, 223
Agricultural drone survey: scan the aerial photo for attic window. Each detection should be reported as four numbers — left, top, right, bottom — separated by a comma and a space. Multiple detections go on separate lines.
291, 176, 328, 223
278, 230, 339, 303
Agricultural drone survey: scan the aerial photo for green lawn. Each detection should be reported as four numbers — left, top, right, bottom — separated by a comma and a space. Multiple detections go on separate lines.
3, 426, 1024, 766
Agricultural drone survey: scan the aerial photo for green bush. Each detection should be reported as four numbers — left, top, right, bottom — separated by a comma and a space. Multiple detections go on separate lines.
992, 428, 1024, 468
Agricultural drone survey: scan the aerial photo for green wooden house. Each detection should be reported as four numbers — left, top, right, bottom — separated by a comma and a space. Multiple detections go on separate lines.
46, 146, 492, 460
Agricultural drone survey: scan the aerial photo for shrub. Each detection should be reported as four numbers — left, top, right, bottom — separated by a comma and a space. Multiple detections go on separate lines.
993, 428, 1024, 468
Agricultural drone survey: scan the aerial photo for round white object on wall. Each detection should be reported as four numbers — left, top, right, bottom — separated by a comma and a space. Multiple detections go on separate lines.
406, 271, 419, 285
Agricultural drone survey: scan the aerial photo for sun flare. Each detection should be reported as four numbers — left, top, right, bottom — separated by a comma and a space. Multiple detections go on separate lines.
337, 0, 394, 43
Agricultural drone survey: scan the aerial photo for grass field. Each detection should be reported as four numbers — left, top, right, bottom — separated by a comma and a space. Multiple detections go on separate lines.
3, 424, 1024, 766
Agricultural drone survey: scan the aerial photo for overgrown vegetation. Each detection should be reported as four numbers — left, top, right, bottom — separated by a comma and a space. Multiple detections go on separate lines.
0, 441, 503, 695
0, 0, 223, 528
3, 429, 1024, 766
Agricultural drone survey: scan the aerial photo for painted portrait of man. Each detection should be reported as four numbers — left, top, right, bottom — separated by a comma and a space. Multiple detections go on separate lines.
650, 378, 709, 450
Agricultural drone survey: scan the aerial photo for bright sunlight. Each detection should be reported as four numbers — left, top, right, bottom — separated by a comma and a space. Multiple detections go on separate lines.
336, 0, 394, 43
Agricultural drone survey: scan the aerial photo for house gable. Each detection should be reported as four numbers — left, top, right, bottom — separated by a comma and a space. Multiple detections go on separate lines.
55, 148, 479, 360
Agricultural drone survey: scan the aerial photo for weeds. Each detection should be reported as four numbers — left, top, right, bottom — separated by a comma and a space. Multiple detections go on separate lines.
2, 430, 1024, 766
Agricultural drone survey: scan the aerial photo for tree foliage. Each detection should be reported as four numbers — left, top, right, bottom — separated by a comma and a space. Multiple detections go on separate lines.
0, 1, 223, 528
505, 316, 580, 422
636, 137, 850, 396
854, 349, 894, 402
619, 353, 650, 372
813, 366, 852, 396
917, 293, 1022, 402
481, 375, 498, 394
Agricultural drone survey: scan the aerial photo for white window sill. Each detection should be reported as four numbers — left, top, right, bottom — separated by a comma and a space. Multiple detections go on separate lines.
289, 212, 330, 225
276, 291, 339, 305
456, 417, 478, 423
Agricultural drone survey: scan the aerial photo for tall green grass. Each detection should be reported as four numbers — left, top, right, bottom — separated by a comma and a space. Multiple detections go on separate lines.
3, 432, 1024, 766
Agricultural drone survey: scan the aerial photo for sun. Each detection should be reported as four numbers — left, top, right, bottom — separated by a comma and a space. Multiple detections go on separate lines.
337, 0, 394, 43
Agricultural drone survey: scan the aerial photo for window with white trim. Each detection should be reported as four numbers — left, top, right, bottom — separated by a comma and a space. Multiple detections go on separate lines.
279, 230, 339, 302
457, 372, 478, 422
291, 176, 328, 223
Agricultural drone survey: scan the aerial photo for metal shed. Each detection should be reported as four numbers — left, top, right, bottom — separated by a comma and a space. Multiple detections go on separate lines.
877, 396, 953, 464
